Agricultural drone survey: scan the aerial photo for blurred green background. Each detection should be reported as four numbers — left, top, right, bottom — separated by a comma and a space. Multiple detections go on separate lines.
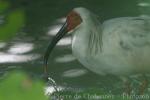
0, 0, 150, 100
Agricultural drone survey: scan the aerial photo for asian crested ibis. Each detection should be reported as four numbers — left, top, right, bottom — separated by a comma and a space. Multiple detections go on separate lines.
44, 7, 150, 94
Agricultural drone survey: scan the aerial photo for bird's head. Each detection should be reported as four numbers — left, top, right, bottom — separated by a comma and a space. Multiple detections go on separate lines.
66, 9, 83, 32
43, 7, 90, 75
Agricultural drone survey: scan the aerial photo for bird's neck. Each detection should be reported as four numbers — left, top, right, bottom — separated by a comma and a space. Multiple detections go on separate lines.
72, 16, 103, 58
87, 23, 103, 56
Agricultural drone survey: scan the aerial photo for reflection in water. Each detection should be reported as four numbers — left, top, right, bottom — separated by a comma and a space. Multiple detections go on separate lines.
56, 17, 66, 23
7, 43, 34, 54
47, 24, 63, 36
62, 69, 88, 78
0, 52, 40, 63
0, 42, 6, 48
0, 42, 40, 63
137, 0, 150, 15
138, 2, 150, 7
47, 22, 72, 46
47, 17, 71, 47
55, 54, 76, 63
47, 17, 66, 36
57, 37, 71, 46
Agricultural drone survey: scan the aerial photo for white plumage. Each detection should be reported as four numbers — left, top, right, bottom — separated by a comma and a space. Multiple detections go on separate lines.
71, 7, 150, 76
44, 7, 150, 94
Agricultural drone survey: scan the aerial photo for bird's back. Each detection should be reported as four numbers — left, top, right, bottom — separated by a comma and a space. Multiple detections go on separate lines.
72, 13, 150, 76
94, 16, 150, 75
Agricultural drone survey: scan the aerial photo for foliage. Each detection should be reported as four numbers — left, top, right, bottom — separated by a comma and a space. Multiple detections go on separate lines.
0, 71, 48, 100
0, 1, 10, 13
0, 1, 25, 41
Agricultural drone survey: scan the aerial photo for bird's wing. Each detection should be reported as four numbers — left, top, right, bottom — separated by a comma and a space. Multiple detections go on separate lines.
122, 17, 150, 49
103, 16, 150, 50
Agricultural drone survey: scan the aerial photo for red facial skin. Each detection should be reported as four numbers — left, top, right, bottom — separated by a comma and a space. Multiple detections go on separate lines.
66, 11, 82, 32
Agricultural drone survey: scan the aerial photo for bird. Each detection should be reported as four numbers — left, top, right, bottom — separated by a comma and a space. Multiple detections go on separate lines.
44, 7, 150, 94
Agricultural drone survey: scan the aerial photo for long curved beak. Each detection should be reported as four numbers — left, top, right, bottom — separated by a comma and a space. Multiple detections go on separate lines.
43, 22, 68, 76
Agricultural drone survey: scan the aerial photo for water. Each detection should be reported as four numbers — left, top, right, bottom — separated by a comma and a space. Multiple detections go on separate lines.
1, 0, 150, 98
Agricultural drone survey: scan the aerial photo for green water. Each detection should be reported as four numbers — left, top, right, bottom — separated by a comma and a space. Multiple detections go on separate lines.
0, 0, 150, 98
